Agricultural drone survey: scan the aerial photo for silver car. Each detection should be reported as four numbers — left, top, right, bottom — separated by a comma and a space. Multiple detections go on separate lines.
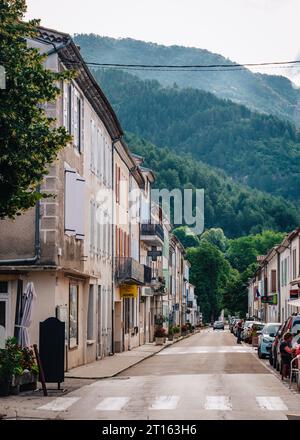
213, 321, 225, 330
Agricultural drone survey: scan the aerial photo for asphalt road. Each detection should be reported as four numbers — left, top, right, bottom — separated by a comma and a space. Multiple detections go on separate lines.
23, 327, 300, 420
3, 328, 299, 420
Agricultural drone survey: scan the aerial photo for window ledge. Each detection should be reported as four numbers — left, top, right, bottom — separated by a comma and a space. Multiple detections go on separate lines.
87, 339, 96, 345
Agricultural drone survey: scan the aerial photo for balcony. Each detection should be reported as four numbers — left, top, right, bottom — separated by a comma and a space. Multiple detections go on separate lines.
140, 223, 164, 247
115, 257, 145, 285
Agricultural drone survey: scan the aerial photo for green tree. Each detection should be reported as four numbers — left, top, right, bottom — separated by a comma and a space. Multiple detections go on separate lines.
200, 228, 227, 252
187, 241, 232, 323
227, 230, 285, 272
173, 226, 200, 249
0, 0, 73, 218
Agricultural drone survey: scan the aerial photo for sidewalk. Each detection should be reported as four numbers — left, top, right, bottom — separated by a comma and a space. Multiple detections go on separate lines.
65, 336, 188, 379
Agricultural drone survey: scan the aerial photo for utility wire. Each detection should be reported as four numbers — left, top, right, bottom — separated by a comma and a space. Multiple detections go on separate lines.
84, 59, 300, 69
62, 57, 300, 72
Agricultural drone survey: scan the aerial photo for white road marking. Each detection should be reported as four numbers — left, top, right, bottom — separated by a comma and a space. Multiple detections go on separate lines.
38, 397, 80, 411
158, 346, 252, 355
205, 396, 232, 411
149, 395, 180, 410
256, 396, 288, 411
96, 397, 129, 411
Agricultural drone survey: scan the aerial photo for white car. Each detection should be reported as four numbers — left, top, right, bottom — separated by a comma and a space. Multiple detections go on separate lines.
213, 321, 224, 330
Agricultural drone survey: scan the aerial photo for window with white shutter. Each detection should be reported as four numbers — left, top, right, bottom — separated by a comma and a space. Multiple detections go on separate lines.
65, 169, 86, 239
97, 128, 101, 179
90, 119, 95, 172
65, 170, 77, 235
90, 200, 95, 254
63, 82, 70, 131
97, 203, 101, 257
101, 132, 105, 182
75, 176, 85, 240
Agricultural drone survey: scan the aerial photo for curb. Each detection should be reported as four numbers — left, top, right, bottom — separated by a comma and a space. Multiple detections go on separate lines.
66, 331, 198, 380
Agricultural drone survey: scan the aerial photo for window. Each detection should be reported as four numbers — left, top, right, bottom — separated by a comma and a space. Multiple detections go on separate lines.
97, 128, 101, 178
87, 285, 94, 341
124, 298, 130, 334
293, 248, 297, 280
65, 169, 85, 239
90, 200, 96, 254
63, 83, 83, 153
90, 119, 96, 172
69, 284, 79, 348
63, 83, 71, 132
97, 205, 101, 257
271, 270, 276, 293
115, 165, 121, 203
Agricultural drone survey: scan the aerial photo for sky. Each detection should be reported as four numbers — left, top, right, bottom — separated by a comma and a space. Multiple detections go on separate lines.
25, 0, 300, 83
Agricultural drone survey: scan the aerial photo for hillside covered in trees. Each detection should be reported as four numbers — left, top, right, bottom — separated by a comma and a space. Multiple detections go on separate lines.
125, 133, 300, 238
74, 34, 300, 126
93, 69, 300, 203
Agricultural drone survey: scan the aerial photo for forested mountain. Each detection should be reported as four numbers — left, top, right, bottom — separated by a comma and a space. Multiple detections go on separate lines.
125, 133, 300, 238
74, 34, 300, 126
93, 69, 300, 203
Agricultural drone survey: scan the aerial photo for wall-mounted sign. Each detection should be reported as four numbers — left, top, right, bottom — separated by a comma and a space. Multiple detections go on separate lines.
261, 295, 277, 305
290, 289, 299, 300
120, 284, 138, 298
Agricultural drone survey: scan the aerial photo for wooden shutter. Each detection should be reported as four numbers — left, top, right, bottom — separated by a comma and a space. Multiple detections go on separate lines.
271, 270, 276, 293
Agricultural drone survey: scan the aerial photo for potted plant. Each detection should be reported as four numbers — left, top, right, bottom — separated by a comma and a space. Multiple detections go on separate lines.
181, 324, 188, 336
251, 325, 261, 347
174, 326, 180, 339
0, 338, 22, 397
168, 326, 175, 341
154, 327, 166, 345
0, 338, 39, 396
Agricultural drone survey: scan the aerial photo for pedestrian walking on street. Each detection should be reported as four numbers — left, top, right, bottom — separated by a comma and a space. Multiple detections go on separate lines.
236, 319, 243, 344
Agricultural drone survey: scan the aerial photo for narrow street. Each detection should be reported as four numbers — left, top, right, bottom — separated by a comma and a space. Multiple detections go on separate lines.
6, 328, 300, 420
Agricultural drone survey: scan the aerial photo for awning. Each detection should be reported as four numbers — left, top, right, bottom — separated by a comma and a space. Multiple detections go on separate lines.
288, 299, 300, 308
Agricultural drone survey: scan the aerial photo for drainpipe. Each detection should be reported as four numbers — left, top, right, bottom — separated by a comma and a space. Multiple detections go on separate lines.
111, 137, 122, 355
0, 201, 41, 265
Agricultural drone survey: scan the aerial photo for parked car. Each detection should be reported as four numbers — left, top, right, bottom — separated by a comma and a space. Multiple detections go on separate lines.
257, 323, 281, 359
213, 321, 225, 330
275, 315, 300, 372
270, 324, 284, 368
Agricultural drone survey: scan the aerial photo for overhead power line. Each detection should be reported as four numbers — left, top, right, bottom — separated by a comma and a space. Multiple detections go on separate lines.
61, 57, 300, 73
84, 59, 300, 69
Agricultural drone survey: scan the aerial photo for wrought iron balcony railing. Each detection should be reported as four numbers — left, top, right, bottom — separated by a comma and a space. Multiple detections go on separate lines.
140, 223, 164, 244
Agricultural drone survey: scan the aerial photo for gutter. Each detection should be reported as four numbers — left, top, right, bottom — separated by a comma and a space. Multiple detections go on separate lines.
0, 201, 41, 265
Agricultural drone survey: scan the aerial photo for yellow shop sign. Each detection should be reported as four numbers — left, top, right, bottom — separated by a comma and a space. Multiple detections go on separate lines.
120, 284, 138, 298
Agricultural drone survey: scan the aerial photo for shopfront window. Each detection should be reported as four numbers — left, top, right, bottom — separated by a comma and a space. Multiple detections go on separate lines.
69, 284, 79, 348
